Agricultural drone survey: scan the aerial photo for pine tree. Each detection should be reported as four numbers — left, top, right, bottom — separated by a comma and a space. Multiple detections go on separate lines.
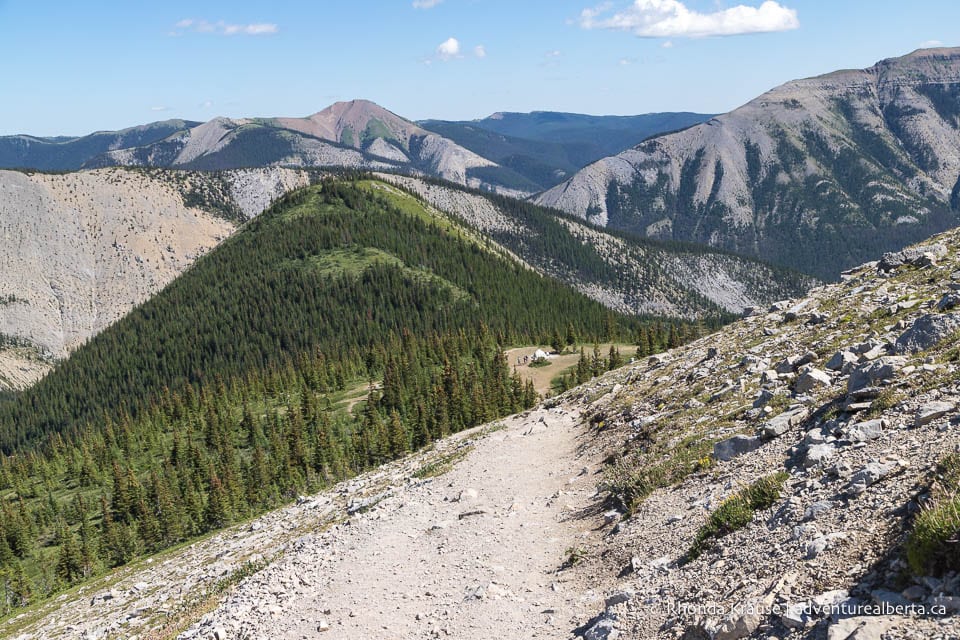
386, 410, 408, 459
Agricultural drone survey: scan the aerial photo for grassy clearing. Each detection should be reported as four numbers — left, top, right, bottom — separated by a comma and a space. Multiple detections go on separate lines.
906, 453, 960, 577
687, 471, 789, 561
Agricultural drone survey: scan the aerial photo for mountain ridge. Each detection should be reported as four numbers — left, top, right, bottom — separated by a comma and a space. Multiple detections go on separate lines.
537, 47, 960, 279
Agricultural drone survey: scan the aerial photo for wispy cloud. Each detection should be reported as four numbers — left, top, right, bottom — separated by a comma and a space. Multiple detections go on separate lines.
171, 19, 279, 37
412, 0, 443, 8
150, 106, 171, 112
920, 39, 943, 48
436, 37, 461, 60
579, 0, 799, 38
473, 45, 487, 58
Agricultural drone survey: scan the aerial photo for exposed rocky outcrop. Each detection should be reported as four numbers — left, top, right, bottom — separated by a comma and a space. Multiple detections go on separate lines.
0, 166, 310, 389
537, 48, 960, 279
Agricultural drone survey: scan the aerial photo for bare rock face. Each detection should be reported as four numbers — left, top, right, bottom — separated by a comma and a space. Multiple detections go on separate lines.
0, 167, 310, 389
537, 48, 960, 279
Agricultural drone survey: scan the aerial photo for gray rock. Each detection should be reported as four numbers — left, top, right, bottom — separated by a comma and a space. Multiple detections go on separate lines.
901, 585, 926, 601
604, 589, 635, 608
915, 401, 956, 426
775, 355, 804, 374
847, 357, 906, 391
760, 407, 809, 439
584, 613, 619, 640
845, 419, 885, 442
895, 313, 960, 354
827, 616, 895, 640
753, 388, 776, 408
803, 500, 834, 521
803, 443, 837, 469
825, 350, 857, 371
847, 462, 896, 496
781, 602, 810, 629
714, 435, 763, 462
795, 367, 832, 394
878, 243, 947, 271
938, 292, 960, 311
714, 611, 761, 640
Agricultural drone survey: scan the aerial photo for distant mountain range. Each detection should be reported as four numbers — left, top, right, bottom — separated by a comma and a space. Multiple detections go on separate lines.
418, 111, 712, 190
0, 102, 705, 196
538, 48, 960, 279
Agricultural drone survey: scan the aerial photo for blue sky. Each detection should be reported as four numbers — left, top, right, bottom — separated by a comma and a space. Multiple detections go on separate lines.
0, 0, 956, 136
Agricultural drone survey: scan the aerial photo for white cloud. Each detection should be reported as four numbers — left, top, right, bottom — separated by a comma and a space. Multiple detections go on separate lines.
436, 37, 461, 60
172, 19, 279, 36
579, 0, 799, 38
661, 39, 673, 48
200, 100, 215, 109
150, 106, 171, 112
547, 50, 562, 57
920, 39, 943, 48
473, 44, 487, 58
413, 0, 444, 8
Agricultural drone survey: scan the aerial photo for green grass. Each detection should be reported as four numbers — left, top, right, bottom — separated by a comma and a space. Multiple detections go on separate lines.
412, 446, 473, 479
528, 358, 552, 368
687, 471, 789, 561
906, 453, 960, 577
604, 434, 717, 514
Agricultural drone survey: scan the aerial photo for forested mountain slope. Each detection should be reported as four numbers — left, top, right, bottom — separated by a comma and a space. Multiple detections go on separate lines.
381, 174, 815, 317
538, 48, 960, 279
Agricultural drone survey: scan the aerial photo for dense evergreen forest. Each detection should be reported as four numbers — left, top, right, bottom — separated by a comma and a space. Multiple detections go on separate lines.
0, 177, 702, 614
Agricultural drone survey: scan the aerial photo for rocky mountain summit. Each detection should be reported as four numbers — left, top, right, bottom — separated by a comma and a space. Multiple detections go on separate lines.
538, 48, 960, 279
0, 166, 310, 389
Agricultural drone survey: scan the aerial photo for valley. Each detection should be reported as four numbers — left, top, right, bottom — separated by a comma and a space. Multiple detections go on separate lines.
1, 9, 959, 636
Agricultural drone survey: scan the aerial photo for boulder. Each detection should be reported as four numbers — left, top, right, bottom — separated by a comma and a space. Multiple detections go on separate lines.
847, 357, 906, 392
714, 435, 763, 462
803, 443, 836, 469
915, 401, 956, 426
847, 462, 897, 496
844, 419, 885, 442
895, 313, 960, 354
759, 407, 809, 439
825, 350, 857, 371
795, 367, 832, 394
938, 292, 960, 311
878, 243, 947, 271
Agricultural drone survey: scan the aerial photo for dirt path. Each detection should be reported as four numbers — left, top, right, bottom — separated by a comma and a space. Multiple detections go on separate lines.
183, 406, 608, 640
9, 401, 612, 639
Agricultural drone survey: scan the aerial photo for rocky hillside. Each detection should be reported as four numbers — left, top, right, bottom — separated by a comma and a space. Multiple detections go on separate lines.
558, 231, 960, 638
0, 166, 310, 389
14, 224, 960, 640
537, 48, 960, 280
381, 174, 814, 318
